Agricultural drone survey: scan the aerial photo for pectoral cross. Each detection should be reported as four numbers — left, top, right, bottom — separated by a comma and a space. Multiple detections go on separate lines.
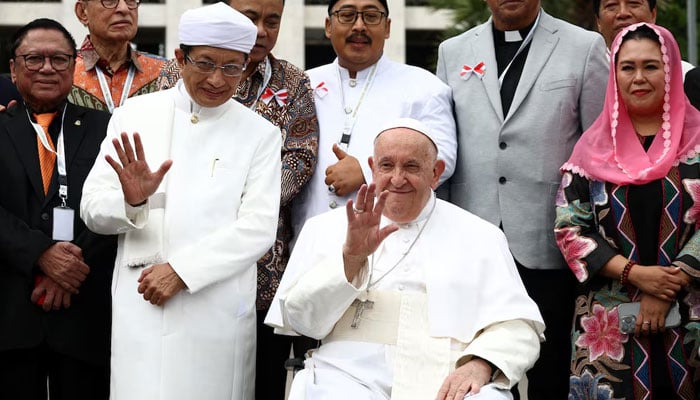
350, 298, 374, 329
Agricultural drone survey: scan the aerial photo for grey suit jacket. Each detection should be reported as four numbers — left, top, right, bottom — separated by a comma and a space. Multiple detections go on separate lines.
436, 10, 608, 269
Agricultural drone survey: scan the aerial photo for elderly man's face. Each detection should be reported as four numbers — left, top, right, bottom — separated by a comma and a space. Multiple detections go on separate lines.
175, 46, 247, 108
597, 0, 656, 48
485, 0, 541, 31
10, 28, 75, 112
325, 0, 390, 74
369, 128, 444, 224
229, 0, 283, 66
75, 0, 138, 45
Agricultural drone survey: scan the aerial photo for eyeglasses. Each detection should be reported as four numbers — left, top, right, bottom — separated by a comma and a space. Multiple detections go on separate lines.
331, 9, 386, 25
87, 0, 140, 10
185, 55, 246, 77
15, 53, 74, 71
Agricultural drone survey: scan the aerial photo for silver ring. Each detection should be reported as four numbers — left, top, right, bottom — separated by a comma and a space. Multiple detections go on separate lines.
352, 205, 365, 214
328, 184, 336, 193
642, 321, 651, 325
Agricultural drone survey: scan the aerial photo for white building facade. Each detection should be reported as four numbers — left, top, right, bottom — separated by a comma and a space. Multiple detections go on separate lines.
0, 0, 454, 72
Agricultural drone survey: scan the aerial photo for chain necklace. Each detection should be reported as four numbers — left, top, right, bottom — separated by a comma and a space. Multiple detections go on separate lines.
367, 193, 436, 290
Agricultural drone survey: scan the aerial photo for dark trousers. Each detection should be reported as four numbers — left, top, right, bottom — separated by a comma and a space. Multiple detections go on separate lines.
255, 309, 317, 400
512, 264, 576, 400
0, 344, 108, 400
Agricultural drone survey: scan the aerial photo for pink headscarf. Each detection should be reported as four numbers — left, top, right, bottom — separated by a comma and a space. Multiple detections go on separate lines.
562, 23, 700, 185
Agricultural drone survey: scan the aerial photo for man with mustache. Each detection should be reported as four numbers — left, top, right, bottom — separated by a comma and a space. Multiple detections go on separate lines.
70, 0, 165, 112
436, 0, 608, 398
291, 0, 457, 238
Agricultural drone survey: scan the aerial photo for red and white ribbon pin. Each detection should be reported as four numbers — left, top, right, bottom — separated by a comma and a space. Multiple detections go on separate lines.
460, 62, 486, 80
315, 81, 329, 98
261, 88, 288, 106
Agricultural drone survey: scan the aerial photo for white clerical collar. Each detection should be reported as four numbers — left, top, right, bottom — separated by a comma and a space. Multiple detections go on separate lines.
504, 30, 522, 42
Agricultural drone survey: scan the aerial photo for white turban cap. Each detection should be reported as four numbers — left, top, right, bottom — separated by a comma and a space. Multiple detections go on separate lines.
178, 3, 257, 53
375, 118, 438, 151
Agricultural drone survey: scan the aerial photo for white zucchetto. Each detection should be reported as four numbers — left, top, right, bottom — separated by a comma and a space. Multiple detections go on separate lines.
178, 3, 256, 54
375, 117, 439, 151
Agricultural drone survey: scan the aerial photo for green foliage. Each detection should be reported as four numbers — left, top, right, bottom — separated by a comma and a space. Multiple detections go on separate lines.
429, 0, 698, 59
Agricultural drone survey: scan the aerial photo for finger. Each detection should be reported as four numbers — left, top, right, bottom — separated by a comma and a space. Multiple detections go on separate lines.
133, 132, 146, 161
43, 289, 56, 312
58, 277, 80, 294
112, 137, 129, 167
121, 132, 136, 163
62, 292, 71, 309
332, 143, 347, 160
138, 267, 153, 283
365, 183, 378, 212
355, 184, 368, 208
105, 155, 123, 174
62, 242, 84, 259
373, 189, 390, 215
154, 159, 173, 181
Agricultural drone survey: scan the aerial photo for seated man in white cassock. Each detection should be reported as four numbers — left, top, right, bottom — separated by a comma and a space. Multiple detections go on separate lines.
265, 118, 545, 400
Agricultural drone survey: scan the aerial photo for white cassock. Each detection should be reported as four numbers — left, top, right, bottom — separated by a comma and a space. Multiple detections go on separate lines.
266, 195, 545, 400
81, 81, 281, 400
292, 55, 457, 235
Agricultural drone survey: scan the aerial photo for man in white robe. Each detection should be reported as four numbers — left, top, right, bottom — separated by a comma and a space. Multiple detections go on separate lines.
80, 4, 281, 400
291, 0, 457, 236
266, 118, 544, 400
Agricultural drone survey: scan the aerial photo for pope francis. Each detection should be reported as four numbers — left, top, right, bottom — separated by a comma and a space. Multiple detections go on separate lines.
80, 3, 281, 399
266, 118, 544, 400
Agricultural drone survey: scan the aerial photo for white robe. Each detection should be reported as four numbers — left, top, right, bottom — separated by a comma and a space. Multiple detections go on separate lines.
81, 82, 281, 400
292, 55, 457, 236
266, 196, 545, 400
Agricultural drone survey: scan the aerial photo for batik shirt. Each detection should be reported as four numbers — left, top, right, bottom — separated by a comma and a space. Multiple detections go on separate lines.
69, 36, 165, 112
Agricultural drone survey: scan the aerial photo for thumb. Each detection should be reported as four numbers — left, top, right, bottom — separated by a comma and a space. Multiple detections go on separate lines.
332, 143, 347, 160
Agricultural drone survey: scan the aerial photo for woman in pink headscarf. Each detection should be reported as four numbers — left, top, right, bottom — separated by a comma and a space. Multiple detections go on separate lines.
555, 23, 700, 399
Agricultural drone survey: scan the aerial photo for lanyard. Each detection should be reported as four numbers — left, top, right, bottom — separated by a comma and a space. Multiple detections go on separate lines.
336, 61, 378, 150
96, 64, 135, 113
249, 57, 273, 111
28, 107, 68, 206
498, 10, 541, 88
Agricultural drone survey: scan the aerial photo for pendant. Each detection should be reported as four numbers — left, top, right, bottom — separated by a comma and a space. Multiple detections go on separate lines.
349, 79, 357, 88
344, 106, 352, 114
190, 114, 199, 124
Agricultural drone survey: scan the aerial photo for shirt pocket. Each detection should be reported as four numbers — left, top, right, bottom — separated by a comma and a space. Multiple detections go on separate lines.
540, 78, 577, 91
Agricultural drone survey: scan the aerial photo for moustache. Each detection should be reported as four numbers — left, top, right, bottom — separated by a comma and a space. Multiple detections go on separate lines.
346, 33, 372, 44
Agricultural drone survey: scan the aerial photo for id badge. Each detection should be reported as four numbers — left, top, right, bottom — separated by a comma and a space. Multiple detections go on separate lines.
53, 206, 74, 241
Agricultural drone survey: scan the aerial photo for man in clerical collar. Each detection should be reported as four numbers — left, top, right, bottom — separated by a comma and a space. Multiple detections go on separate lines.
266, 118, 544, 400
593, 0, 694, 78
0, 18, 115, 400
80, 4, 282, 399
291, 0, 456, 244
70, 0, 165, 112
436, 0, 609, 398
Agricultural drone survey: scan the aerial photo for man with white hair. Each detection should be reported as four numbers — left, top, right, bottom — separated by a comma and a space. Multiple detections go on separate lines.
80, 3, 281, 399
266, 118, 544, 400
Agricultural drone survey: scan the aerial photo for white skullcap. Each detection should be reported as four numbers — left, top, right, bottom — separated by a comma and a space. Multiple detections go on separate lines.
375, 117, 438, 150
178, 3, 256, 53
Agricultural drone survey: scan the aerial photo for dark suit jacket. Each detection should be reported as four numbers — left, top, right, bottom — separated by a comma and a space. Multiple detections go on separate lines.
685, 66, 700, 111
0, 76, 21, 107
0, 101, 116, 366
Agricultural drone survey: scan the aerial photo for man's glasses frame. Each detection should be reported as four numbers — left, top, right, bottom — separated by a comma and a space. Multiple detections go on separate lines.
86, 0, 140, 10
185, 55, 247, 78
330, 9, 386, 26
15, 53, 74, 72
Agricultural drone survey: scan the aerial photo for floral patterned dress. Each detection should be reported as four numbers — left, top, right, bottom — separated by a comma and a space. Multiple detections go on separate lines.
555, 152, 700, 399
